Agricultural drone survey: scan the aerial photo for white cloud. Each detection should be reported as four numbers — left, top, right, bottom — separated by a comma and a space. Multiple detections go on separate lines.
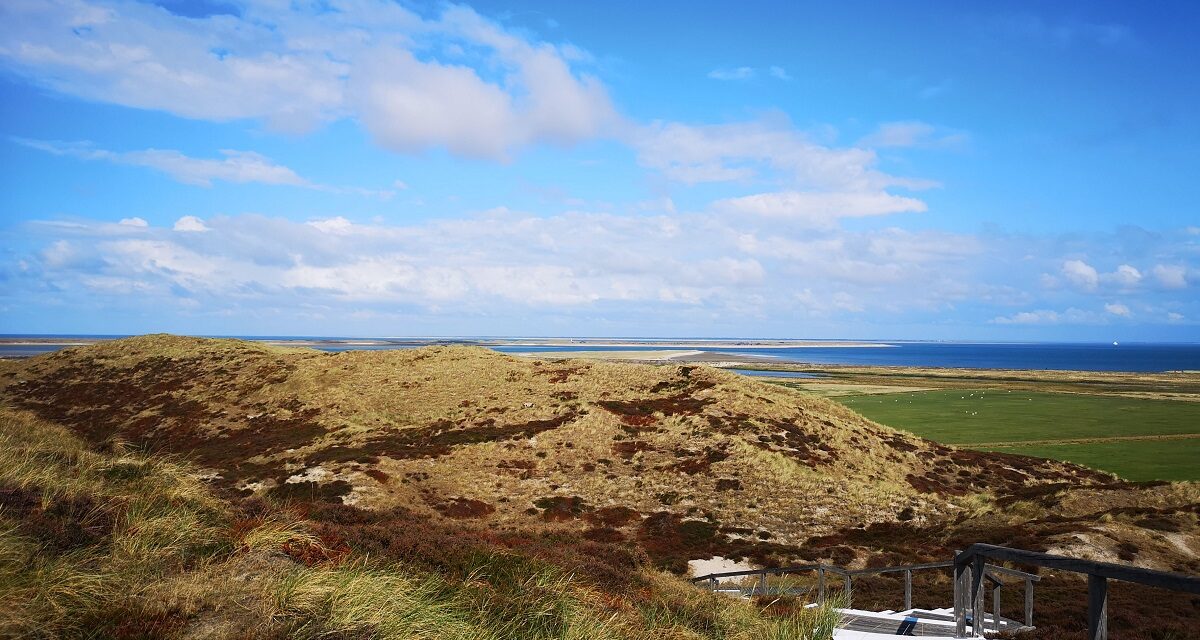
1152, 264, 1188, 289
173, 216, 210, 232
859, 121, 969, 149
1104, 302, 1130, 317
40, 240, 75, 268
307, 217, 355, 235
707, 65, 791, 81
707, 66, 755, 80
15, 138, 393, 196
1061, 259, 1099, 290
15, 210, 990, 321
0, 0, 616, 160
127, 149, 308, 187
14, 212, 1199, 333
1167, 312, 1184, 322
713, 191, 926, 225
1105, 264, 1142, 288
632, 118, 933, 191
990, 308, 1097, 325
118, 217, 148, 227
991, 310, 1061, 325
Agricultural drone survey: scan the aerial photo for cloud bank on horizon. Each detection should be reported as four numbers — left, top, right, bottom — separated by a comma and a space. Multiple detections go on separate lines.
0, 0, 1196, 339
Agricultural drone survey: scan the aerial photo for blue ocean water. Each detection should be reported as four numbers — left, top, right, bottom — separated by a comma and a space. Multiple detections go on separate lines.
485, 342, 1200, 372
2, 338, 1198, 373
726, 369, 825, 378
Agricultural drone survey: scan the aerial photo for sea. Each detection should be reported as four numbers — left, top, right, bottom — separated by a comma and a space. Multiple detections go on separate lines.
2, 336, 1199, 373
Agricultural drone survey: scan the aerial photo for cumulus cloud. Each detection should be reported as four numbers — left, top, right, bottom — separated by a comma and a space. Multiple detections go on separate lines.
1152, 264, 1188, 289
1105, 264, 1142, 288
8, 210, 994, 324
9, 211, 1199, 333
0, 0, 616, 160
632, 118, 933, 192
1061, 259, 1099, 290
1104, 302, 1130, 317
173, 216, 210, 232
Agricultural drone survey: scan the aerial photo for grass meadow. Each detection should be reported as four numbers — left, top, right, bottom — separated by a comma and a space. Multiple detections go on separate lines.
837, 390, 1200, 481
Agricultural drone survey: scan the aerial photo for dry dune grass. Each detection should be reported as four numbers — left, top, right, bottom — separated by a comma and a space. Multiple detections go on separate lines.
0, 335, 1106, 549
0, 408, 846, 639
1, 335, 1198, 637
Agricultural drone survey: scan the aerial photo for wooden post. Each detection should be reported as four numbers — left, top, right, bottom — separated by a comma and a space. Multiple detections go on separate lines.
758, 570, 768, 596
844, 574, 852, 606
954, 562, 968, 638
817, 567, 826, 604
1088, 575, 1108, 640
993, 584, 1002, 632
1025, 578, 1034, 628
972, 557, 986, 637
903, 568, 913, 611
709, 577, 716, 592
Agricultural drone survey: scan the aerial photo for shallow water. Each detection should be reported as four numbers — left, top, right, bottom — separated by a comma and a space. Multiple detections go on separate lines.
3, 338, 1198, 372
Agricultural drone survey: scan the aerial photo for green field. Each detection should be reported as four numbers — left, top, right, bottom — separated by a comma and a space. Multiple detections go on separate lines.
838, 390, 1200, 481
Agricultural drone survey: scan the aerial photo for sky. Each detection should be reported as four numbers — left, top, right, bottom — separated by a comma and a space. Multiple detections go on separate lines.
0, 0, 1197, 340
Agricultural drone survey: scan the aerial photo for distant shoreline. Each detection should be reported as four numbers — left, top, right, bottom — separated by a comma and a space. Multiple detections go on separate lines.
0, 336, 892, 349
3, 335, 1198, 373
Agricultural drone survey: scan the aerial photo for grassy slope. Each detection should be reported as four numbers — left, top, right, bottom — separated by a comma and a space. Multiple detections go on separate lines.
0, 409, 841, 639
838, 390, 1200, 480
0, 335, 1110, 563
2, 336, 1199, 639
981, 440, 1199, 482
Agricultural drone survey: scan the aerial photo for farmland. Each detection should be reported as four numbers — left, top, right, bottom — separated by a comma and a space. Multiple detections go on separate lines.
837, 389, 1200, 481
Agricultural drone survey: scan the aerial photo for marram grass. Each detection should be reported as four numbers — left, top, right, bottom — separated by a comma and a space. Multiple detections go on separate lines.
0, 408, 840, 639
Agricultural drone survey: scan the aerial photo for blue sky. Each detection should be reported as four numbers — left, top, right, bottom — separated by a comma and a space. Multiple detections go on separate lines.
1, 0, 1197, 340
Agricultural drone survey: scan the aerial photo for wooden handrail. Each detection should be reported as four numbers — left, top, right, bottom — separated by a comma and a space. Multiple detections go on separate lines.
691, 555, 1039, 619
690, 558, 1037, 584
955, 544, 1200, 593
953, 543, 1200, 640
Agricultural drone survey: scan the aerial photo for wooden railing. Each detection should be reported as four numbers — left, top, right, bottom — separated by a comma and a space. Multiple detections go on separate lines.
953, 543, 1200, 639
691, 557, 1038, 628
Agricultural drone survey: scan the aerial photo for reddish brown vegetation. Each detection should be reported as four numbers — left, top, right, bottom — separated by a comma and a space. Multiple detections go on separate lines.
905, 447, 1110, 497
298, 501, 646, 592
668, 446, 730, 474
435, 498, 497, 519
266, 480, 353, 503
612, 440, 654, 459
597, 381, 715, 426
586, 506, 642, 527
306, 411, 581, 464
534, 496, 590, 521
0, 484, 116, 552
